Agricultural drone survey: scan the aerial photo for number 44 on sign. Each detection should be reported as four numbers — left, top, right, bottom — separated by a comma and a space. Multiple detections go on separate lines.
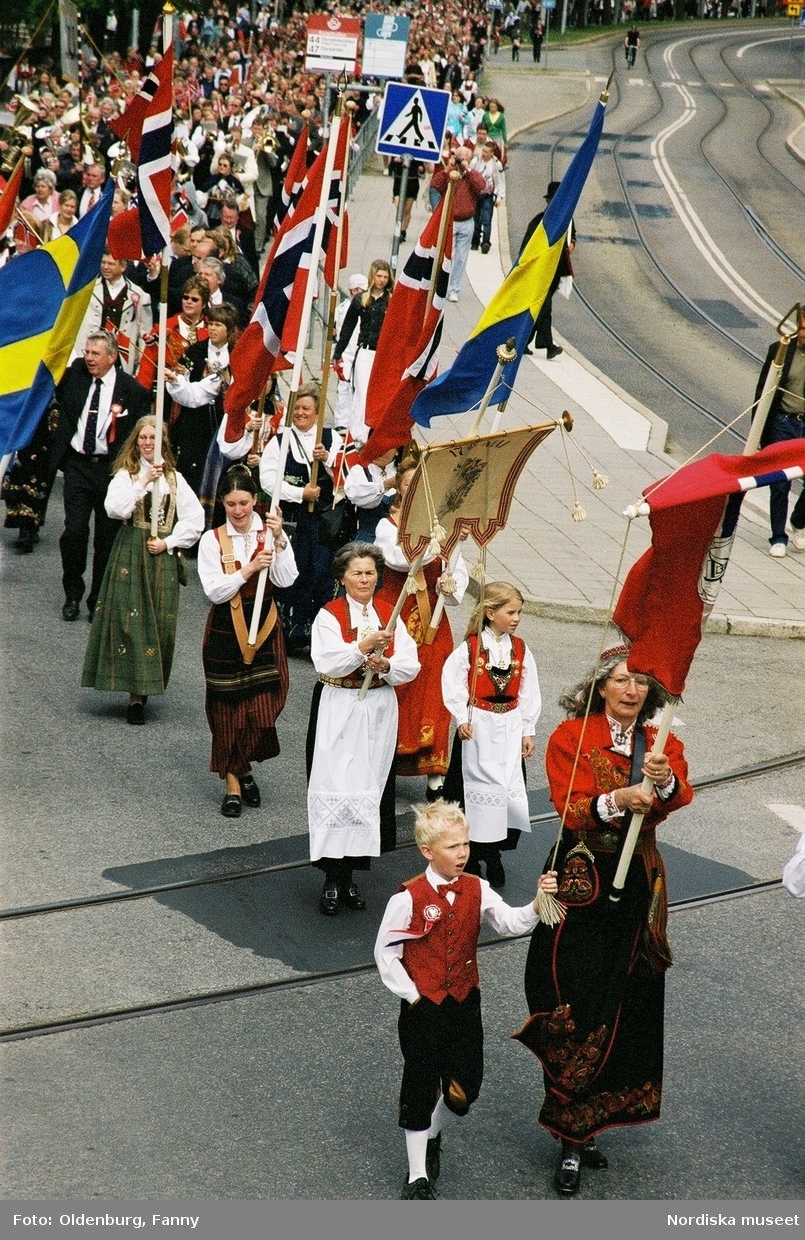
376, 83, 450, 162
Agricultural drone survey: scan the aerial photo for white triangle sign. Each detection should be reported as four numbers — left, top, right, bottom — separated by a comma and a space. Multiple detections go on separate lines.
380, 89, 439, 154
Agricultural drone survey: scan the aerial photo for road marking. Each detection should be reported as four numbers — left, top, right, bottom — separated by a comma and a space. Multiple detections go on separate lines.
686, 80, 702, 86
649, 39, 781, 330
737, 33, 805, 59
767, 804, 805, 833
628, 78, 645, 86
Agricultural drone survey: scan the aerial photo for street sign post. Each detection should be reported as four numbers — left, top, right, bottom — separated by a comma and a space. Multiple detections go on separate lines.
305, 15, 360, 75
362, 14, 410, 80
376, 83, 450, 161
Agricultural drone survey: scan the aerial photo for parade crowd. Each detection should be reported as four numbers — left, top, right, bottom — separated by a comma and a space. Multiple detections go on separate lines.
4, 0, 797, 1207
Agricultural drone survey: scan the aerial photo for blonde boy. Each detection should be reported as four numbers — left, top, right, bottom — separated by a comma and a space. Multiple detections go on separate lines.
374, 800, 557, 1199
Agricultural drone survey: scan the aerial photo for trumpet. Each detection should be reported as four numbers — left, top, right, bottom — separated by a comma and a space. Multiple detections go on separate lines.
0, 95, 39, 175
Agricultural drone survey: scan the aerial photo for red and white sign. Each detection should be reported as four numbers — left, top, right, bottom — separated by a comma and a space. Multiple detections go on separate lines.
305, 15, 360, 74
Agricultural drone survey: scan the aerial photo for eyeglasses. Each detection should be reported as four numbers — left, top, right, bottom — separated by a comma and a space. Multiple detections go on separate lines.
607, 674, 650, 689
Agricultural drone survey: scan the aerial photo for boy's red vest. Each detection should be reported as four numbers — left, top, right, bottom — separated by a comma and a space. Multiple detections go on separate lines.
399, 872, 483, 1004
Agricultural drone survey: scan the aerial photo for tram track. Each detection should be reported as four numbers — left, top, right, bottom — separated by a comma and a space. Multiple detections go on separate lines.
1, 751, 801, 1044
526, 26, 804, 439
2, 749, 803, 925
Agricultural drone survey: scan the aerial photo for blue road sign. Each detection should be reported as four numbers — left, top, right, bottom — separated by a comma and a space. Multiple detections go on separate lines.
376, 83, 450, 162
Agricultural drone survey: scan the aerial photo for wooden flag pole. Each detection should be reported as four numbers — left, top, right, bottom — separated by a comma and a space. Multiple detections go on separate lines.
357, 548, 427, 701
150, 1, 175, 538
424, 175, 458, 318
309, 99, 354, 512
248, 100, 345, 649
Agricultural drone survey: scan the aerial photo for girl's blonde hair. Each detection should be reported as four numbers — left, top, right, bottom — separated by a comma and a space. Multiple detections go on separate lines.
389, 456, 418, 511
114, 415, 177, 478
463, 580, 524, 641
360, 258, 394, 308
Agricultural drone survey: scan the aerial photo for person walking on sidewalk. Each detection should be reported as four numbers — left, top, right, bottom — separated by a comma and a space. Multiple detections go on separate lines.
753, 308, 805, 557
431, 149, 485, 303
519, 181, 576, 359
470, 142, 505, 254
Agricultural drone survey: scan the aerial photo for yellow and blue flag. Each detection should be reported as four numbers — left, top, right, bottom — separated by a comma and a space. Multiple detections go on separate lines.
0, 182, 114, 457
410, 95, 607, 428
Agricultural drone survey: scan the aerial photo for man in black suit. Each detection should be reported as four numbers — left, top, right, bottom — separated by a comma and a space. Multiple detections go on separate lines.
754, 310, 805, 556
50, 330, 152, 620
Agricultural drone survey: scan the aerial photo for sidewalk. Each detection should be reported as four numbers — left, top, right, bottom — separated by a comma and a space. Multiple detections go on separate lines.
303, 64, 805, 639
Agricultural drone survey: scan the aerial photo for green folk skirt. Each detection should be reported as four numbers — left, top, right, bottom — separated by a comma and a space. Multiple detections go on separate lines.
82, 524, 185, 696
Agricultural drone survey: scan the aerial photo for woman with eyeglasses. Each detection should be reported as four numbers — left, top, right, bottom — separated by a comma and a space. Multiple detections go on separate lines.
516, 643, 693, 1198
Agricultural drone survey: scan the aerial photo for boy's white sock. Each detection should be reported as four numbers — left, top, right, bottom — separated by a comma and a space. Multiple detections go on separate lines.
405, 1128, 429, 1182
427, 1095, 458, 1139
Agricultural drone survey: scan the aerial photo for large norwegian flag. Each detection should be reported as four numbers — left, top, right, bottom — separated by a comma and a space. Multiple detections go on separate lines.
275, 125, 308, 232
357, 196, 454, 465
109, 48, 174, 257
613, 440, 805, 695
222, 120, 350, 439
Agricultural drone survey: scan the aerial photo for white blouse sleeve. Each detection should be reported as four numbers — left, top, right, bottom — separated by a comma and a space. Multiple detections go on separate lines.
216, 416, 252, 461
782, 833, 805, 898
104, 469, 147, 520
441, 641, 470, 726
343, 465, 384, 509
166, 371, 221, 408
518, 643, 542, 737
310, 607, 365, 677
384, 616, 420, 687
259, 433, 305, 505
374, 890, 420, 1004
197, 529, 246, 603
164, 473, 205, 551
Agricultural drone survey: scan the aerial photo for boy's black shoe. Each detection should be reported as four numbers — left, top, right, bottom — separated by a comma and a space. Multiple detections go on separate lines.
401, 1177, 438, 1200
425, 1133, 441, 1183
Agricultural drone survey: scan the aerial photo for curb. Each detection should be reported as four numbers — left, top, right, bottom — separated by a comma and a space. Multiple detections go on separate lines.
769, 83, 805, 167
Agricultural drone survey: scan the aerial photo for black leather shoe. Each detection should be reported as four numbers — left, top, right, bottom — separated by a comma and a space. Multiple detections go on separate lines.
481, 242, 491, 254
339, 882, 366, 910
426, 1133, 441, 1184
401, 1176, 438, 1200
221, 794, 242, 818
239, 775, 261, 807
546, 345, 563, 359
554, 1148, 581, 1195
523, 346, 534, 355
581, 1138, 608, 1169
62, 599, 80, 621
319, 882, 340, 916
14, 529, 35, 553
126, 701, 145, 725
485, 854, 506, 888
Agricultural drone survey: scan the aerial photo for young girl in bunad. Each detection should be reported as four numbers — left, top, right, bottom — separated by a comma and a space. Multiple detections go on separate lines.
441, 581, 541, 888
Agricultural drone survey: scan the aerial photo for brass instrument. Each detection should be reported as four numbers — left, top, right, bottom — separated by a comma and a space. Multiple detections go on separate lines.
0, 95, 39, 175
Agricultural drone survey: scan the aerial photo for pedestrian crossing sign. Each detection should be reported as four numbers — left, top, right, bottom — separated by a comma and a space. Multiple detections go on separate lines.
376, 84, 450, 162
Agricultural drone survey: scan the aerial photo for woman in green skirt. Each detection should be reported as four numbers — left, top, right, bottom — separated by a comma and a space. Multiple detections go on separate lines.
82, 416, 204, 723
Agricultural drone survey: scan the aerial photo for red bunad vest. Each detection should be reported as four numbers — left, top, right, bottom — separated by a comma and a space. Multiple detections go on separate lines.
322, 595, 396, 689
467, 632, 525, 714
399, 873, 483, 1004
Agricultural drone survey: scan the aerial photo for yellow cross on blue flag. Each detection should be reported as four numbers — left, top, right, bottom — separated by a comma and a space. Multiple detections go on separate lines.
410, 95, 607, 427
0, 182, 114, 457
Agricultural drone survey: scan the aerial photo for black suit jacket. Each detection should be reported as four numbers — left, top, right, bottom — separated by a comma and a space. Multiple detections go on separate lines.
50, 359, 153, 480
754, 338, 801, 447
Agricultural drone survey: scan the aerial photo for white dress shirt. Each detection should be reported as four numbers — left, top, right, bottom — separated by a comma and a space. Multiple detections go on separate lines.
70, 368, 117, 455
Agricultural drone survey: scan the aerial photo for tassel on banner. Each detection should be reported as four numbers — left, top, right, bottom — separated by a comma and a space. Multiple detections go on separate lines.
470, 558, 486, 585
571, 501, 586, 522
428, 537, 442, 557
536, 887, 565, 927
404, 575, 418, 596
592, 470, 609, 490
440, 571, 457, 595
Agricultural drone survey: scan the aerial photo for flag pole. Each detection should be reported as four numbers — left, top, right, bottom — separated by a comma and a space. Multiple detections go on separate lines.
357, 547, 428, 701
150, 1, 175, 539
468, 339, 516, 436
248, 97, 345, 649
424, 175, 457, 318
743, 303, 800, 457
610, 304, 801, 900
308, 98, 354, 512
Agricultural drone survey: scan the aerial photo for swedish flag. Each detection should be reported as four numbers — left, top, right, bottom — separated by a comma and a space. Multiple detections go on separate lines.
410, 96, 607, 428
0, 182, 114, 457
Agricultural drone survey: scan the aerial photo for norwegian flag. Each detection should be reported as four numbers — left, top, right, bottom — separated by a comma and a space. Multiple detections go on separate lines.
0, 159, 25, 237
357, 196, 454, 465
275, 125, 308, 231
223, 120, 350, 439
331, 430, 361, 494
613, 440, 805, 695
109, 47, 174, 257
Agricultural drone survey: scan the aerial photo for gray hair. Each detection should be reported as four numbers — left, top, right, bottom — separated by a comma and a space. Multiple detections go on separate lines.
558, 642, 668, 723
332, 541, 384, 582
85, 330, 118, 357
198, 256, 225, 282
34, 168, 57, 189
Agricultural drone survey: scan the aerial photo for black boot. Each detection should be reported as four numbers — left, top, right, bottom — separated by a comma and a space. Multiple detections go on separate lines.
554, 1141, 582, 1195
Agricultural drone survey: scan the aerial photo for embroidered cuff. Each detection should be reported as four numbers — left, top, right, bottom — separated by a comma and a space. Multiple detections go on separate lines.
597, 792, 624, 822
656, 773, 677, 801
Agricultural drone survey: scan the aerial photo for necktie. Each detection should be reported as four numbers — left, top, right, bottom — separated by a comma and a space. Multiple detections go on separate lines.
89, 189, 98, 209
82, 378, 103, 455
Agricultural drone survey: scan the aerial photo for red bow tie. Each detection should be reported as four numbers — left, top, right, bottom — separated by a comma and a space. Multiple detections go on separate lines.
437, 878, 462, 897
